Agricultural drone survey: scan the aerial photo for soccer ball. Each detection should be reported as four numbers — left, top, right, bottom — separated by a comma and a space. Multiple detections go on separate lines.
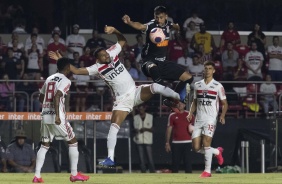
149, 28, 165, 44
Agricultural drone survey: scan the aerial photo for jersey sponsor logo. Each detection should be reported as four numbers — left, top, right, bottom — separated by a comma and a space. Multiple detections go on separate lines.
154, 56, 166, 61
199, 99, 212, 106
108, 63, 125, 80
156, 40, 168, 47
41, 111, 56, 115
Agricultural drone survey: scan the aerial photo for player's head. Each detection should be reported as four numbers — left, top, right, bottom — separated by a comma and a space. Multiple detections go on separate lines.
154, 6, 168, 25
57, 58, 71, 74
203, 61, 215, 78
94, 47, 111, 64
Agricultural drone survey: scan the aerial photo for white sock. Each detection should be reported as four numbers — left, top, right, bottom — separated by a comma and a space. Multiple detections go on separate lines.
212, 147, 220, 155
150, 83, 180, 100
107, 123, 120, 161
69, 142, 79, 176
204, 147, 213, 173
35, 145, 49, 178
197, 147, 205, 154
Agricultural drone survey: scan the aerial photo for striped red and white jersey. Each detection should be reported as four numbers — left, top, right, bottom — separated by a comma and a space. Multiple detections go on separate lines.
193, 79, 226, 121
40, 73, 71, 124
86, 43, 136, 97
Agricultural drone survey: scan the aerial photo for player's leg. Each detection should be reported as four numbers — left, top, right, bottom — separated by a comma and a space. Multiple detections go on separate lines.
106, 110, 128, 162
175, 71, 193, 103
139, 83, 180, 102
57, 122, 89, 181
33, 124, 52, 182
201, 122, 223, 177
142, 61, 165, 86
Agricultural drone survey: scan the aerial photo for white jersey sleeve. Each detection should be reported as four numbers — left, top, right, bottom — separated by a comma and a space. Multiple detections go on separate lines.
107, 42, 122, 58
86, 64, 99, 76
57, 78, 71, 96
40, 81, 47, 94
218, 83, 227, 100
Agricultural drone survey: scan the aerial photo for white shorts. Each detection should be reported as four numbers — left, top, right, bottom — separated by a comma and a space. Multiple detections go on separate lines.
40, 121, 75, 142
192, 119, 217, 139
112, 85, 148, 112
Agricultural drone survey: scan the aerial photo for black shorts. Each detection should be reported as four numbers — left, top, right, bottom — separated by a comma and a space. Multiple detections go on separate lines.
142, 59, 185, 81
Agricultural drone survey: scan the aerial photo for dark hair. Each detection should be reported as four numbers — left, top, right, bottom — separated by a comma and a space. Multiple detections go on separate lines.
57, 58, 71, 72
154, 6, 167, 15
204, 61, 215, 68
31, 33, 37, 37
94, 47, 105, 58
52, 32, 59, 38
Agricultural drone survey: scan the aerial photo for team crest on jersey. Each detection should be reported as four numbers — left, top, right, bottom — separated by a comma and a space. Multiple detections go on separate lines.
203, 90, 208, 97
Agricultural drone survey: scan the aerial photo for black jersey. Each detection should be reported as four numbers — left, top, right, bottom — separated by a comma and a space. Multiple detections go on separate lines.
141, 19, 173, 61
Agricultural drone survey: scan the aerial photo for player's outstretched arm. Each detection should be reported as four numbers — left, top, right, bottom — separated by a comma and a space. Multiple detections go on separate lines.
122, 14, 146, 31
104, 25, 127, 48
70, 64, 89, 75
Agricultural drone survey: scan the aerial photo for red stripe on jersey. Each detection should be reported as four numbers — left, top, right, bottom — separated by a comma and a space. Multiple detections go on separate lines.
197, 90, 217, 95
98, 64, 109, 72
113, 55, 118, 62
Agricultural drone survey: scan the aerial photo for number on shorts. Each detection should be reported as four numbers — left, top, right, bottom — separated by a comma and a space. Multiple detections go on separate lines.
208, 124, 214, 132
45, 82, 56, 102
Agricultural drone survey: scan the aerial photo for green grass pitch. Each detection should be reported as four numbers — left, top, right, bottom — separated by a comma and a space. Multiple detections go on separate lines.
1, 173, 282, 184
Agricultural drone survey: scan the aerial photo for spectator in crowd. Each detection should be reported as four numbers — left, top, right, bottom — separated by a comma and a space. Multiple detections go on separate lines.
245, 42, 264, 81
177, 49, 192, 70
12, 20, 27, 34
183, 11, 204, 32
72, 52, 80, 68
131, 34, 144, 59
135, 54, 148, 81
0, 74, 15, 111
10, 39, 25, 79
73, 61, 90, 112
6, 129, 35, 173
47, 32, 66, 75
220, 21, 241, 50
187, 54, 204, 85
165, 102, 194, 173
26, 44, 43, 79
7, 32, 24, 50
25, 26, 45, 49
233, 58, 248, 97
190, 24, 217, 56
247, 24, 266, 60
24, 33, 43, 56
133, 104, 155, 173
267, 36, 282, 81
222, 42, 239, 64
66, 24, 85, 59
124, 58, 139, 80
195, 43, 212, 64
185, 21, 199, 55
79, 46, 95, 67
260, 74, 278, 119
85, 29, 106, 54
48, 26, 66, 45
168, 32, 186, 62
222, 49, 238, 80
16, 73, 40, 112
0, 139, 7, 172
3, 48, 19, 80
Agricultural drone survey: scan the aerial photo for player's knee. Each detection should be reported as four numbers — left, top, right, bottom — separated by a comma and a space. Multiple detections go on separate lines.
151, 83, 165, 94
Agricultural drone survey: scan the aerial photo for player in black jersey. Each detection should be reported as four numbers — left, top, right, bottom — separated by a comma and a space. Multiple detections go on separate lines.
122, 6, 193, 109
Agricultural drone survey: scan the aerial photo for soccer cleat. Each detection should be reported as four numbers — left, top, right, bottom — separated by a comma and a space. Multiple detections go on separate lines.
179, 83, 191, 104
163, 98, 180, 113
200, 171, 212, 178
216, 147, 224, 165
32, 176, 44, 183
70, 172, 90, 182
99, 157, 116, 167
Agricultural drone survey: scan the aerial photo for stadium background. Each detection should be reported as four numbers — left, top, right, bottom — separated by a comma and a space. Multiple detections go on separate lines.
0, 0, 282, 173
